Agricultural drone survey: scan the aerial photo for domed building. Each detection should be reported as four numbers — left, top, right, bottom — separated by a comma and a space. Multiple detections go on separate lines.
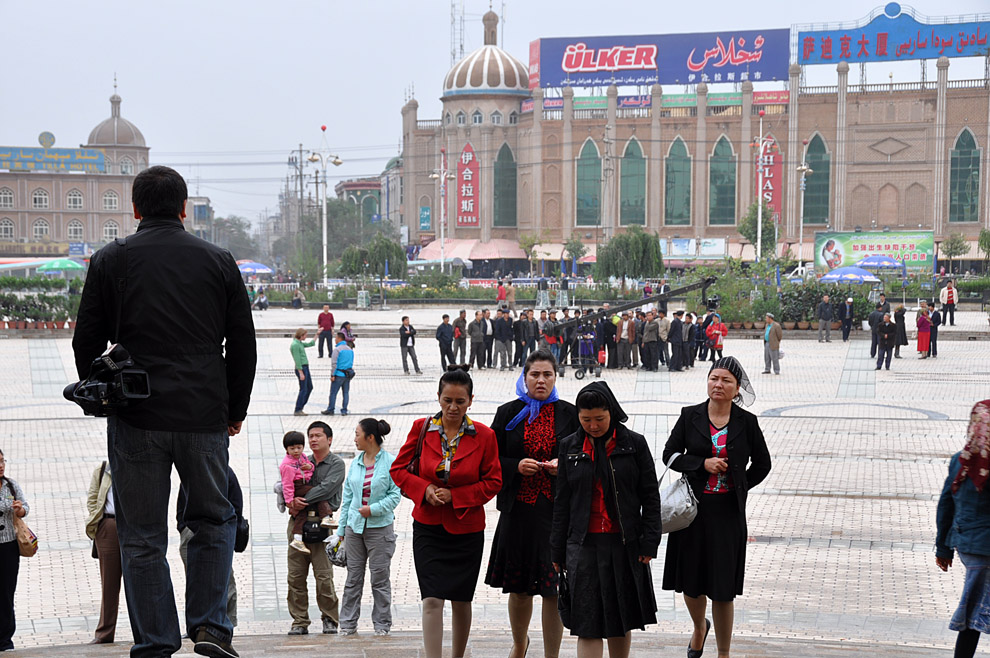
0, 91, 151, 257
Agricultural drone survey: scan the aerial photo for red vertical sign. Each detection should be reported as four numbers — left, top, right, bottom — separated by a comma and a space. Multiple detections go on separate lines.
755, 137, 782, 218
528, 39, 541, 89
456, 143, 479, 227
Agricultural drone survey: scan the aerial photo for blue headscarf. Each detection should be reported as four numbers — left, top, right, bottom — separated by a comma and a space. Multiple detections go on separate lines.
505, 371, 559, 431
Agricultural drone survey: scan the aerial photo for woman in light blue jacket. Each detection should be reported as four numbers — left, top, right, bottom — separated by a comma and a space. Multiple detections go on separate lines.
336, 418, 402, 636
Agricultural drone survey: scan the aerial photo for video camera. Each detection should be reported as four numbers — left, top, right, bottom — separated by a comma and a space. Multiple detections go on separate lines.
706, 295, 721, 311
63, 344, 150, 417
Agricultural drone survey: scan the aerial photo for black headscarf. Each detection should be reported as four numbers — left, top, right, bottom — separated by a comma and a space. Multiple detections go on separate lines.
576, 381, 628, 521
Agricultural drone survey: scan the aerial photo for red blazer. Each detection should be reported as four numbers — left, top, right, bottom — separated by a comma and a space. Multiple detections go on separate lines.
390, 417, 502, 535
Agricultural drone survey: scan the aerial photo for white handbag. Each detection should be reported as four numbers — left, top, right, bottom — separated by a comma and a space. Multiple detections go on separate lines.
658, 453, 699, 534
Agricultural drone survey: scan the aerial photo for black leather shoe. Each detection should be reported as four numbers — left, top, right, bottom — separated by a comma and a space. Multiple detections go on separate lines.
687, 618, 711, 658
287, 626, 308, 635
192, 627, 238, 658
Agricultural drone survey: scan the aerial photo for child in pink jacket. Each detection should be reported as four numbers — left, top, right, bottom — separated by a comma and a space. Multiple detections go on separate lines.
281, 431, 333, 554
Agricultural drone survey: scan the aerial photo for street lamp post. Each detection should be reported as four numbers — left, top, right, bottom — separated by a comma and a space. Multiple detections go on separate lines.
429, 147, 456, 274
307, 125, 342, 290
754, 110, 766, 263
796, 146, 813, 272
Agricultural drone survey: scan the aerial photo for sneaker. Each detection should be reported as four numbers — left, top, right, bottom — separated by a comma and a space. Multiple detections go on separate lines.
374, 629, 390, 636
287, 626, 308, 636
415, 370, 423, 375
322, 619, 338, 635
289, 540, 311, 554
761, 371, 771, 374
293, 411, 307, 416
321, 409, 335, 416
192, 627, 239, 658
320, 516, 335, 528
339, 628, 357, 636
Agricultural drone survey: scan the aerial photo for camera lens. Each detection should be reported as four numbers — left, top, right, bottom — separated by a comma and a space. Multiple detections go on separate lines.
63, 382, 79, 402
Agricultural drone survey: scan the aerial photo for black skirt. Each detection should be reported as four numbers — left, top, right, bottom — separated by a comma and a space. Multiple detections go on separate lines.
485, 496, 557, 597
413, 521, 484, 602
564, 533, 657, 638
662, 493, 747, 602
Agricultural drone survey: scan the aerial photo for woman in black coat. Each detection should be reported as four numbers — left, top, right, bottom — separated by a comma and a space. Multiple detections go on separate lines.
551, 381, 661, 657
485, 349, 579, 658
894, 304, 909, 358
662, 356, 771, 658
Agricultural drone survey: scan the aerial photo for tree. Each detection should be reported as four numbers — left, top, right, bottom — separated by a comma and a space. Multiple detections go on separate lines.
518, 232, 546, 276
941, 232, 970, 274
564, 235, 587, 273
978, 228, 990, 269
340, 233, 406, 281
738, 201, 777, 262
595, 226, 664, 289
212, 215, 260, 262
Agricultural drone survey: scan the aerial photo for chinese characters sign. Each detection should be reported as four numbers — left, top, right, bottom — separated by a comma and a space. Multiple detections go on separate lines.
456, 144, 479, 228
0, 147, 106, 173
756, 137, 782, 219
814, 231, 934, 272
798, 4, 990, 65
529, 29, 789, 88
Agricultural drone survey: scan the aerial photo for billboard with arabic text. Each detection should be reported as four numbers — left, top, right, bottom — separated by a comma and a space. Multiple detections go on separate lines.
530, 29, 789, 88
0, 147, 105, 173
798, 3, 990, 65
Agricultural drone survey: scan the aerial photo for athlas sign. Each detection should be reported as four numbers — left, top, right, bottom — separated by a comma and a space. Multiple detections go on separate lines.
755, 136, 782, 218
456, 143, 480, 228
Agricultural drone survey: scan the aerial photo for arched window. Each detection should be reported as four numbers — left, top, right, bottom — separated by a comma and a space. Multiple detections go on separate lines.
32, 189, 50, 209
0, 188, 13, 209
33, 218, 50, 240
949, 129, 981, 223
103, 190, 119, 210
472, 110, 483, 125
456, 111, 466, 126
508, 111, 519, 125
445, 112, 453, 125
576, 140, 601, 226
105, 160, 113, 174
665, 138, 691, 225
803, 135, 830, 225
103, 221, 120, 242
620, 139, 646, 225
493, 143, 517, 227
67, 219, 84, 241
120, 157, 134, 175
491, 111, 503, 125
361, 196, 378, 224
66, 189, 84, 210
0, 218, 13, 240
709, 137, 736, 225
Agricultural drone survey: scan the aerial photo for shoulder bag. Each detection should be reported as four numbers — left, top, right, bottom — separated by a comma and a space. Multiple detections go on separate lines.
5, 480, 38, 558
658, 453, 698, 534
557, 568, 572, 628
91, 461, 107, 558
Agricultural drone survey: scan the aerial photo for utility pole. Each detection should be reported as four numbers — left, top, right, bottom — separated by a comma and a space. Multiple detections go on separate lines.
297, 143, 305, 253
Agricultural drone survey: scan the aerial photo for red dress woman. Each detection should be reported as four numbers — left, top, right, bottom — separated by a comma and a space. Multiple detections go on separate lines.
917, 311, 931, 358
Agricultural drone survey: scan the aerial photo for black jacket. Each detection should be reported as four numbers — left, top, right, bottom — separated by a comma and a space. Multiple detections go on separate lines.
931, 309, 942, 329
668, 318, 684, 345
400, 324, 416, 346
435, 322, 454, 344
878, 321, 897, 348
494, 317, 513, 343
492, 399, 579, 513
73, 217, 256, 432
868, 309, 884, 333
551, 425, 662, 566
662, 400, 771, 514
894, 308, 909, 346
816, 301, 833, 321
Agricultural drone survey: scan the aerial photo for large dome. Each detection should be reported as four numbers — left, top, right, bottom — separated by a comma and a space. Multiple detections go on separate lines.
87, 94, 146, 147
442, 12, 529, 99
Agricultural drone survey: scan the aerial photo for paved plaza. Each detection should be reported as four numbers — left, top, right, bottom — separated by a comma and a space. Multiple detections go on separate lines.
1, 303, 988, 656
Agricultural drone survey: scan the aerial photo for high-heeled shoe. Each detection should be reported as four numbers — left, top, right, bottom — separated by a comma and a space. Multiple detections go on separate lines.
687, 618, 711, 658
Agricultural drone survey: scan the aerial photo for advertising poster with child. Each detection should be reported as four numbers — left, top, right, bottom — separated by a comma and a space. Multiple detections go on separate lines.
814, 230, 935, 272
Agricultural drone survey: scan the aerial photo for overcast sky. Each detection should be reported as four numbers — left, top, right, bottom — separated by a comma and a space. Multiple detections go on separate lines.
2, 0, 986, 227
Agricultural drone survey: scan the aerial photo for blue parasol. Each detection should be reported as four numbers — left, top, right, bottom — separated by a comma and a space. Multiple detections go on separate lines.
818, 266, 881, 284
855, 254, 905, 269
237, 261, 274, 275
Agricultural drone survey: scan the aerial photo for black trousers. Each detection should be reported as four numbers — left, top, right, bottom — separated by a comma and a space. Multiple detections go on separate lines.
438, 342, 454, 370
317, 330, 334, 358
484, 336, 494, 367
929, 327, 938, 357
945, 303, 955, 325
0, 540, 19, 650
842, 319, 852, 341
659, 339, 669, 365
870, 332, 879, 358
470, 342, 485, 369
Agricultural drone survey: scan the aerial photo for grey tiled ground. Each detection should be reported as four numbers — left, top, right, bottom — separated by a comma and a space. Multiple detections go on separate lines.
1, 304, 987, 653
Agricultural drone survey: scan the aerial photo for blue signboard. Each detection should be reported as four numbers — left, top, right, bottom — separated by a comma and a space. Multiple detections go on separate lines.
419, 206, 431, 231
0, 147, 105, 173
68, 242, 87, 256
798, 3, 990, 65
531, 28, 790, 87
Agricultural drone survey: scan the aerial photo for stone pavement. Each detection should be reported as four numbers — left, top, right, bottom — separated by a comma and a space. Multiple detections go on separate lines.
1, 303, 988, 655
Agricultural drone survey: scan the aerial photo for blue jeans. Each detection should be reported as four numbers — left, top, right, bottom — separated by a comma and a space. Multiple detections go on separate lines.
295, 365, 314, 412
108, 416, 235, 656
328, 376, 350, 413
549, 343, 560, 362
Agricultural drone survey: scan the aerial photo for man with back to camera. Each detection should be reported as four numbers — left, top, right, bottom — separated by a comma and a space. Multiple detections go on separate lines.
286, 421, 346, 636
72, 166, 256, 658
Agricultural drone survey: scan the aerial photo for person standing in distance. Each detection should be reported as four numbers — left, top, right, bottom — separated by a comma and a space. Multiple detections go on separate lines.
436, 314, 455, 371
452, 310, 468, 364
400, 316, 422, 375
72, 166, 256, 658
317, 305, 335, 358
815, 295, 833, 343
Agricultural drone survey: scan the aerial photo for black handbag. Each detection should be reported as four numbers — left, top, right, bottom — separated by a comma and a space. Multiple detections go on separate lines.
234, 516, 250, 553
557, 569, 571, 628
344, 368, 356, 380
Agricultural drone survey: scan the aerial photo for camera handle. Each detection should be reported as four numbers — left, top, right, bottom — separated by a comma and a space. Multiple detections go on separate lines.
113, 238, 128, 344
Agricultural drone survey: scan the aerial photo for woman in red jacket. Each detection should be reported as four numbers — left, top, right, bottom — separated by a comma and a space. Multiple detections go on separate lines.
705, 313, 728, 363
391, 365, 502, 658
